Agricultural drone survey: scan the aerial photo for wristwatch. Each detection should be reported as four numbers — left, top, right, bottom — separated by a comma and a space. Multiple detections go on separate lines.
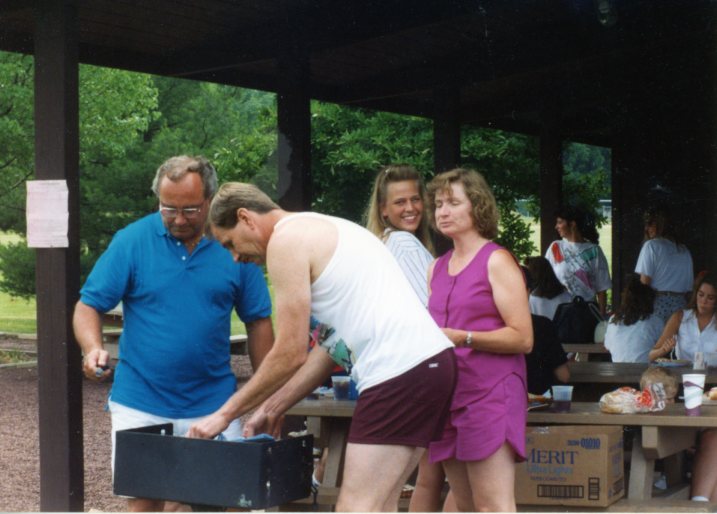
465, 331, 473, 348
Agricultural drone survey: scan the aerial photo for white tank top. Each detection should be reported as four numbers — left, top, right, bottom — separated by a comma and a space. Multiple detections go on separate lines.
276, 213, 452, 391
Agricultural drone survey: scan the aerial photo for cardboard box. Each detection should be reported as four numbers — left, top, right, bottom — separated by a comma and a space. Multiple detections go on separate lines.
515, 425, 624, 507
114, 423, 313, 509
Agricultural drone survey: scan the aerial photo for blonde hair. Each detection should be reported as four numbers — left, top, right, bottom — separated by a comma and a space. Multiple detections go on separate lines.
427, 168, 499, 239
640, 367, 678, 401
209, 182, 279, 228
364, 164, 434, 254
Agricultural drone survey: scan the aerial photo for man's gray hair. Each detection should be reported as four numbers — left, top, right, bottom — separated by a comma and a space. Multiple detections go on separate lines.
151, 155, 218, 199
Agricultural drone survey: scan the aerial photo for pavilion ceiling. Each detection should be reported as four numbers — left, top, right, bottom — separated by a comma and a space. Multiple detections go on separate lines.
1, 0, 715, 145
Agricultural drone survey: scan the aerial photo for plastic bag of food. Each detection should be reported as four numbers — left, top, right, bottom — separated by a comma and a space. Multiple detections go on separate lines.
599, 383, 666, 414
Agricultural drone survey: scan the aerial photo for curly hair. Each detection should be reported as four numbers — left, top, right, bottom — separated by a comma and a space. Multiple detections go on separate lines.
610, 274, 655, 326
427, 168, 499, 239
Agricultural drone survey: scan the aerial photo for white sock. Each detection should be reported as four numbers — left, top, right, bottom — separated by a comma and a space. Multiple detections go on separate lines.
692, 496, 710, 502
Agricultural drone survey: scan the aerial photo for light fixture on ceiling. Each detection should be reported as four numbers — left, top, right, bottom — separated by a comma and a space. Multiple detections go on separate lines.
595, 0, 618, 27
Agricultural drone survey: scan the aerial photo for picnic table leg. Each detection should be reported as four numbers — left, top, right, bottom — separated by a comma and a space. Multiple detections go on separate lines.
320, 418, 350, 488
628, 431, 655, 500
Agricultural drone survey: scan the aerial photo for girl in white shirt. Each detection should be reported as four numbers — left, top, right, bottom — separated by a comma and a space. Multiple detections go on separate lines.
648, 271, 717, 362
525, 256, 572, 321
604, 275, 663, 362
649, 271, 717, 502
545, 205, 611, 316
635, 205, 693, 322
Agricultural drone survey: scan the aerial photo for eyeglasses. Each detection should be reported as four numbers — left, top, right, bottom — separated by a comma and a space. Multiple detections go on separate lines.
159, 204, 203, 220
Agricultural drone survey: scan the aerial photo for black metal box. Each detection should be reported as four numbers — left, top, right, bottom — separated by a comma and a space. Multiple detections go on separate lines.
114, 423, 313, 509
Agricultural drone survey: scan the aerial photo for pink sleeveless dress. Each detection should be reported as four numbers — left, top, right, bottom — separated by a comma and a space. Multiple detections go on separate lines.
428, 241, 527, 462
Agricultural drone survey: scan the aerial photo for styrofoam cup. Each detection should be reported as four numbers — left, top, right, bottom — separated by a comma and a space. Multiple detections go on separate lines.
683, 373, 706, 416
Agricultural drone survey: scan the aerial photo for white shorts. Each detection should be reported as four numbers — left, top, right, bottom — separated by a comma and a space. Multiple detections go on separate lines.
109, 399, 243, 476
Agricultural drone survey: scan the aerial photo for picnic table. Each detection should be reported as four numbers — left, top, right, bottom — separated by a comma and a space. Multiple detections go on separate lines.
563, 342, 609, 362
286, 398, 717, 506
569, 362, 717, 385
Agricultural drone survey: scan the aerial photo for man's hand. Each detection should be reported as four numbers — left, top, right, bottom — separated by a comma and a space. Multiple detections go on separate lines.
243, 406, 284, 439
82, 348, 112, 381
186, 412, 230, 439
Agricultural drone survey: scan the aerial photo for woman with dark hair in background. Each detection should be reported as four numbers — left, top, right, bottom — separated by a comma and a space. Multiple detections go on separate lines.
525, 256, 572, 321
604, 274, 663, 362
635, 205, 693, 323
648, 271, 717, 363
545, 205, 611, 316
521, 265, 570, 395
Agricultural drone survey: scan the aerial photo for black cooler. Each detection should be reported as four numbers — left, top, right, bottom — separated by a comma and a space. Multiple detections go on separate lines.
114, 423, 313, 510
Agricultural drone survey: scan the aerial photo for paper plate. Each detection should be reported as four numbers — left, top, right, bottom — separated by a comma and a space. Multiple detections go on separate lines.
653, 359, 691, 367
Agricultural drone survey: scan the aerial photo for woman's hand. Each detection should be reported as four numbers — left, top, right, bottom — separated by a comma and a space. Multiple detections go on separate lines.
649, 311, 683, 362
441, 328, 469, 348
659, 335, 678, 357
650, 335, 678, 361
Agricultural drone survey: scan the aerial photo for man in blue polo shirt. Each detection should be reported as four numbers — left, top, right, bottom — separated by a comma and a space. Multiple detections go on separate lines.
73, 155, 273, 512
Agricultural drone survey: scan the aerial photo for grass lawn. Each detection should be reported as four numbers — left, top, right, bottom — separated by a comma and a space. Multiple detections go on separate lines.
0, 292, 36, 334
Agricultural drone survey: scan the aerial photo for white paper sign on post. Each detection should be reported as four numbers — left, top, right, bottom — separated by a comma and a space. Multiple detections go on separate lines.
26, 179, 69, 248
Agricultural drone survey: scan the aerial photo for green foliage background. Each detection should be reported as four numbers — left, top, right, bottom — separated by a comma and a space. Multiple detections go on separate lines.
0, 50, 610, 301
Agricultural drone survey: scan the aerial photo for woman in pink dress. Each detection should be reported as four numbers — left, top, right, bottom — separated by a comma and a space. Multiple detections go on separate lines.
426, 168, 533, 512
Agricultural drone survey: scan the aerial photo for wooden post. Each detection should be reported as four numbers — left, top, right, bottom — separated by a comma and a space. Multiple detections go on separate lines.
433, 86, 461, 173
276, 47, 312, 211
539, 115, 562, 254
34, 0, 83, 510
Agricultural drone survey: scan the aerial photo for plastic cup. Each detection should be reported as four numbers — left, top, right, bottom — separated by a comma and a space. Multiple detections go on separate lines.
694, 351, 705, 370
348, 379, 359, 400
551, 385, 574, 412
683, 373, 706, 416
331, 376, 350, 401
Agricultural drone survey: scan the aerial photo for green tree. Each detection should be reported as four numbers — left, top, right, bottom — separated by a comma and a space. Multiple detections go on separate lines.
0, 52, 34, 234
0, 54, 159, 298
562, 142, 611, 227
311, 102, 433, 221
310, 106, 540, 259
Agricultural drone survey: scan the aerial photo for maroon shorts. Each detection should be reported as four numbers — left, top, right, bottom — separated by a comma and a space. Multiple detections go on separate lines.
347, 348, 456, 447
